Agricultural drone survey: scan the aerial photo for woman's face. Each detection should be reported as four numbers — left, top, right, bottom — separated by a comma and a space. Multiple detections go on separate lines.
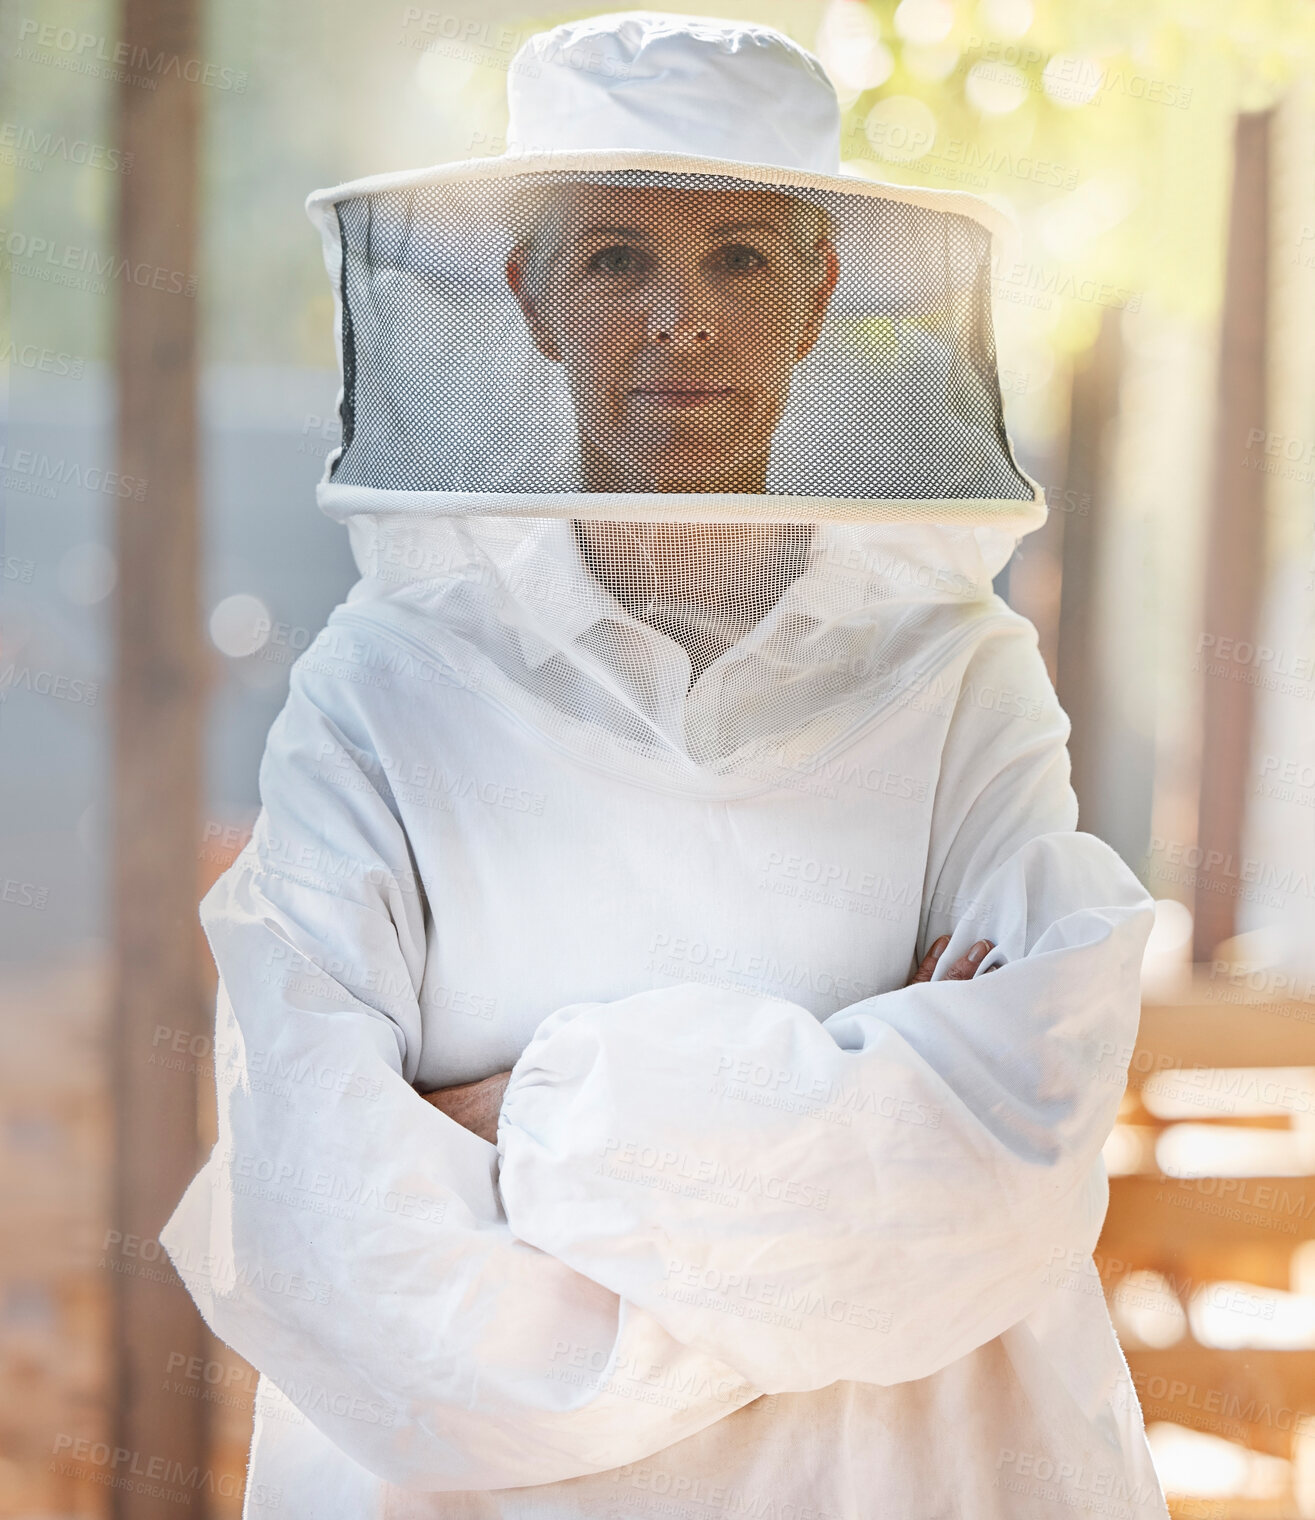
506, 183, 839, 493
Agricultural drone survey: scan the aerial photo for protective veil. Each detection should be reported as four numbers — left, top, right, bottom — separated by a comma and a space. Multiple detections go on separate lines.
161, 14, 1171, 1519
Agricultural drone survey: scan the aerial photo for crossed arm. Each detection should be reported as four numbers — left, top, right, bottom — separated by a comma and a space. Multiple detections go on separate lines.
422, 935, 999, 1143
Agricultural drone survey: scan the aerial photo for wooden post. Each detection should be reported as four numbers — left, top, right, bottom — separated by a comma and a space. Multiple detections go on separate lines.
999, 433, 1065, 685
1055, 307, 1123, 828
1193, 112, 1271, 962
111, 0, 208, 1513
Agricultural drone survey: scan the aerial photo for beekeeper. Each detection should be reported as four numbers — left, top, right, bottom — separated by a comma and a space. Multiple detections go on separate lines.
162, 13, 1172, 1520
505, 173, 839, 680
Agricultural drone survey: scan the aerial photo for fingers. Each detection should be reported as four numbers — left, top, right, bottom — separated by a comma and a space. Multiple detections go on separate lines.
908, 934, 950, 983
909, 935, 998, 984
942, 940, 995, 980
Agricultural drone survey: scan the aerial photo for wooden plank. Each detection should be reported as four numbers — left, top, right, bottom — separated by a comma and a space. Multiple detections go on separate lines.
1126, 1345, 1315, 1460
1095, 1233, 1295, 1294
1102, 1175, 1315, 1255
1192, 111, 1272, 960
1128, 985, 1315, 1088
111, 0, 208, 1513
1118, 1108, 1299, 1139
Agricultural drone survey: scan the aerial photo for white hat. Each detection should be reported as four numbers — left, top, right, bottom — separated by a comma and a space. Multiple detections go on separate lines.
504, 12, 843, 176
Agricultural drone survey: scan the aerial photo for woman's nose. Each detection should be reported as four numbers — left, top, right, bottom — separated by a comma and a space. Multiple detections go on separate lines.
645, 281, 716, 346
648, 313, 715, 346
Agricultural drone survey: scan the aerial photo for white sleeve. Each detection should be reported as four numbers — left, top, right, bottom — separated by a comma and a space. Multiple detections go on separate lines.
159, 660, 761, 1494
495, 620, 1156, 1392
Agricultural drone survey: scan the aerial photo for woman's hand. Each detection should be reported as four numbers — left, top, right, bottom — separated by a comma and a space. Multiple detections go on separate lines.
907, 934, 998, 984
421, 1070, 512, 1144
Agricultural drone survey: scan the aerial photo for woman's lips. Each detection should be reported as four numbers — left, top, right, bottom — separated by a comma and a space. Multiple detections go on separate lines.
629, 385, 736, 409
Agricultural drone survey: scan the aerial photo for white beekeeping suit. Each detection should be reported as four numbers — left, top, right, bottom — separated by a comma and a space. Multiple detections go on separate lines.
162, 13, 1172, 1519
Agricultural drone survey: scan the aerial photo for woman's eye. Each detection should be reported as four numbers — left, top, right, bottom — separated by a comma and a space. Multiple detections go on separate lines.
589, 245, 639, 276
716, 243, 767, 273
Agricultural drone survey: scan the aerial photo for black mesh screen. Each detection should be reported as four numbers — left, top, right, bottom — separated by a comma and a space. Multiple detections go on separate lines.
326, 168, 1034, 506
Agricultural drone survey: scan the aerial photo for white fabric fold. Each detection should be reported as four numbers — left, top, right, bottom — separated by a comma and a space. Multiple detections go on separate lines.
494, 828, 1153, 1390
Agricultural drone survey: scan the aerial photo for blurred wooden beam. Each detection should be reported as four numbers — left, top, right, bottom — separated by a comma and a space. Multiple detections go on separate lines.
1055, 306, 1123, 829
111, 0, 208, 1513
1103, 1174, 1315, 1254
1002, 445, 1065, 684
1194, 112, 1272, 961
1127, 991, 1315, 1087
1125, 1345, 1315, 1460
1094, 1231, 1294, 1294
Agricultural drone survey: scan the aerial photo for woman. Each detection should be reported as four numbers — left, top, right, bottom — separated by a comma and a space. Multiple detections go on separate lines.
432, 163, 988, 1134
163, 14, 1170, 1519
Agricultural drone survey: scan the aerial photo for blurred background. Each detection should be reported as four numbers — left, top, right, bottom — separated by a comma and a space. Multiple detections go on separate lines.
1, 0, 1314, 1515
